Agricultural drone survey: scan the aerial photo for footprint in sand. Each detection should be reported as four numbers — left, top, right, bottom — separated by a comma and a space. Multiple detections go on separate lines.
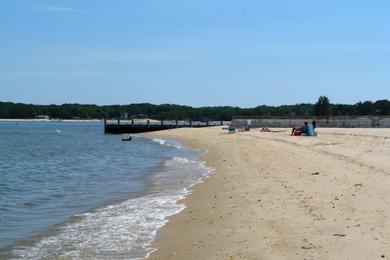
301, 239, 317, 250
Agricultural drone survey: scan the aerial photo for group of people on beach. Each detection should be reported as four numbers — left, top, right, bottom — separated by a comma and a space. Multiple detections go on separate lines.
291, 120, 317, 136
242, 119, 318, 136
259, 120, 317, 136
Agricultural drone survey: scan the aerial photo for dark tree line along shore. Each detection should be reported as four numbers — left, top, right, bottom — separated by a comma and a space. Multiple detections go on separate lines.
0, 97, 389, 121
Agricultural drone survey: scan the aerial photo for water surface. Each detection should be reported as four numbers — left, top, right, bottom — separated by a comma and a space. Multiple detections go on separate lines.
0, 121, 211, 259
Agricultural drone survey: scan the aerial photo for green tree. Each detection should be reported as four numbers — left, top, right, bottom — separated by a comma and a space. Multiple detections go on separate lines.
374, 100, 390, 115
356, 101, 374, 115
313, 96, 330, 116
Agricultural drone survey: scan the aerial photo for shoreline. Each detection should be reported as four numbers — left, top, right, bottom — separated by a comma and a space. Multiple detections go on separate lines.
0, 119, 103, 122
0, 119, 161, 123
147, 126, 390, 259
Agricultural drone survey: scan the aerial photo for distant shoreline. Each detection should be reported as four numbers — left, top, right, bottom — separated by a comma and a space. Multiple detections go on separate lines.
0, 119, 104, 123
0, 118, 169, 123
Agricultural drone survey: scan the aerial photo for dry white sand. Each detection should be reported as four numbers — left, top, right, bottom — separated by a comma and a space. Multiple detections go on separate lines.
147, 127, 390, 260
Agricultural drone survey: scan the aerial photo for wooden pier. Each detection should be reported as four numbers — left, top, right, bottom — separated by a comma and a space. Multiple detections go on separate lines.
104, 119, 225, 134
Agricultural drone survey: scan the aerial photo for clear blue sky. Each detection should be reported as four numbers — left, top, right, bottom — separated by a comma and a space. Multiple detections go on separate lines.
1, 0, 389, 107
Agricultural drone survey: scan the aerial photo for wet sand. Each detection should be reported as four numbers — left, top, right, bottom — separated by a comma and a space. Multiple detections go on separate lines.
148, 127, 390, 259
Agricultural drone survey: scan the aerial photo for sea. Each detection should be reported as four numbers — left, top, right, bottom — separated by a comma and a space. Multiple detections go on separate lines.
0, 121, 213, 259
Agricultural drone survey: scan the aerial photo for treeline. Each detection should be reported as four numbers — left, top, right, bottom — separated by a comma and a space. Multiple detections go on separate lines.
0, 97, 389, 121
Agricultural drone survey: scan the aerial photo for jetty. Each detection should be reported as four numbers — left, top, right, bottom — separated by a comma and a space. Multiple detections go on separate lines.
104, 119, 226, 134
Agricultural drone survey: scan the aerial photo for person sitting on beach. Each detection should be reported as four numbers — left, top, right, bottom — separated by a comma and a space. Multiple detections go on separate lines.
291, 121, 308, 136
312, 120, 318, 136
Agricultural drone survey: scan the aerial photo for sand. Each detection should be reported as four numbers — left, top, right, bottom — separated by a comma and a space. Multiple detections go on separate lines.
147, 127, 390, 260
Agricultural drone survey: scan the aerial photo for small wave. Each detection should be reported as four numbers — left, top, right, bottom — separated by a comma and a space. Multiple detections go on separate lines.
155, 157, 215, 193
151, 138, 166, 145
149, 138, 183, 149
166, 156, 191, 164
9, 194, 186, 260
164, 157, 214, 174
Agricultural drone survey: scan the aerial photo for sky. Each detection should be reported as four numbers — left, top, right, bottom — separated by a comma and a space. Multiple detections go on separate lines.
0, 0, 389, 107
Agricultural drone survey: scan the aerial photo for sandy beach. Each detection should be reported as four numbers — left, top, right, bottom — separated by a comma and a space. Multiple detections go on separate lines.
148, 127, 390, 259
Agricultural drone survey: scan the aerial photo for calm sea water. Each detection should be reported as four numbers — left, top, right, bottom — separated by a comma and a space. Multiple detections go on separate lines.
0, 122, 212, 259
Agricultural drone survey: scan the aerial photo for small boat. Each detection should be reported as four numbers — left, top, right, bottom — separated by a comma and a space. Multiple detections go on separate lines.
121, 136, 132, 141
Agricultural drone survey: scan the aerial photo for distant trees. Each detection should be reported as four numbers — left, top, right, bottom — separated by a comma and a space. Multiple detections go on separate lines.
356, 101, 374, 115
1, 97, 390, 120
374, 100, 390, 115
313, 96, 330, 116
